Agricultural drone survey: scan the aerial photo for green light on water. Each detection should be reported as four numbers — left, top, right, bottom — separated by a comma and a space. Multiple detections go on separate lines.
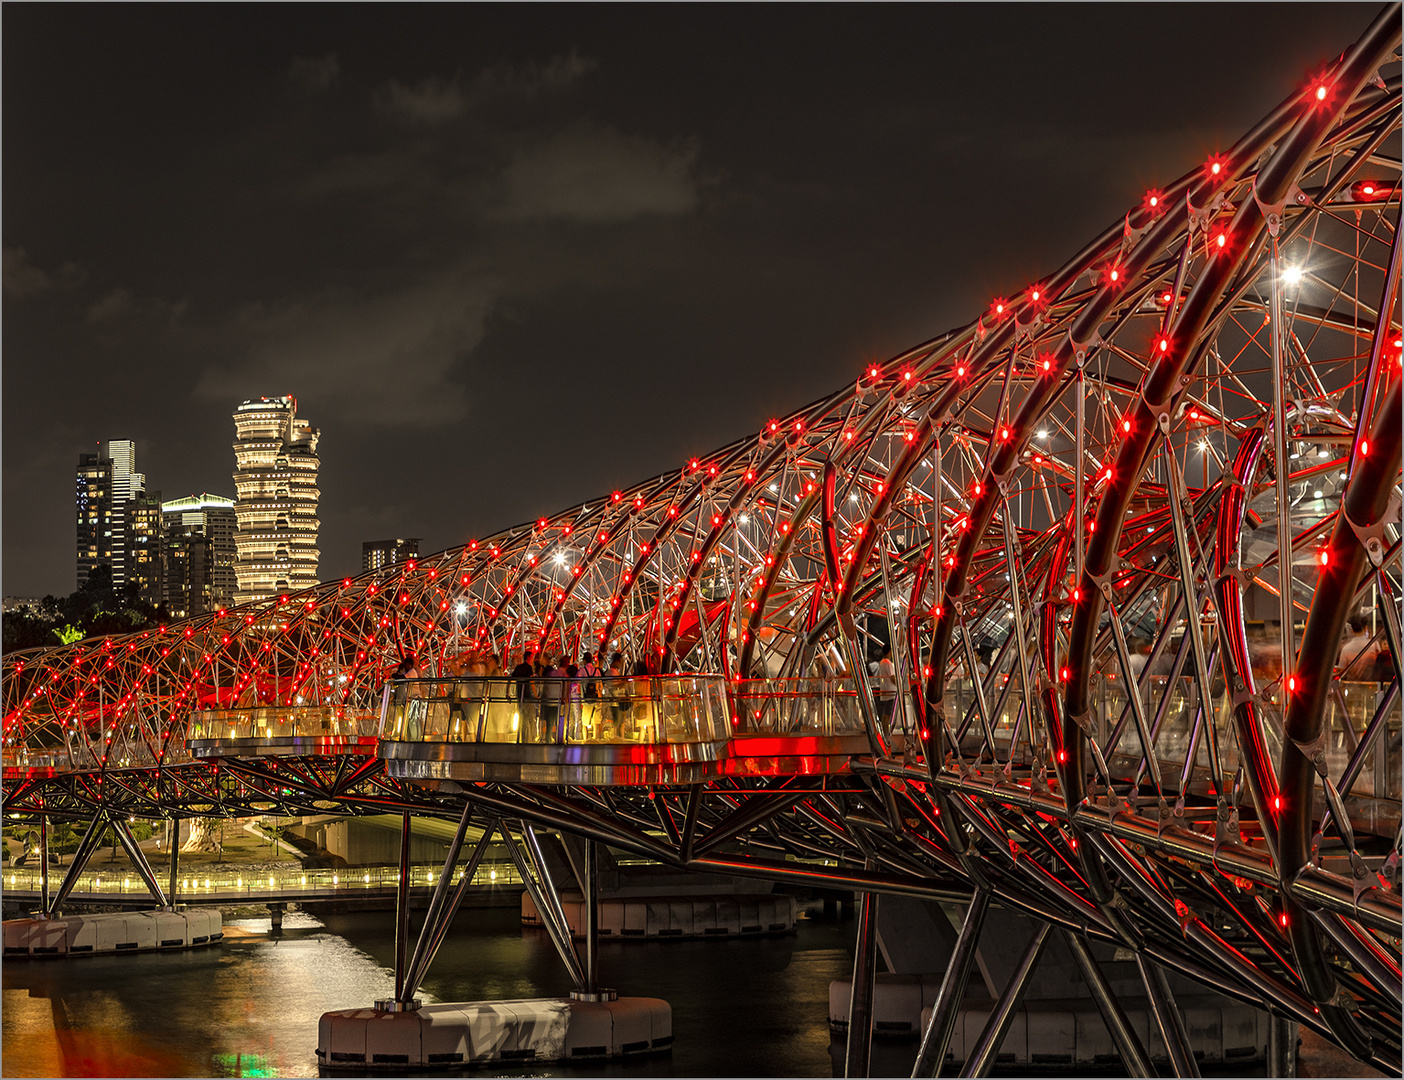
212, 1052, 277, 1077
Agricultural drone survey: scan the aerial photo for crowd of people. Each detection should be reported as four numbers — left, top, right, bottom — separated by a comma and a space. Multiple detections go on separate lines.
387, 649, 666, 744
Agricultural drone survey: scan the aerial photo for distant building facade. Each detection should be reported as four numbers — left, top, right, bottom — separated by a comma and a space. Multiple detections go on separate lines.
232, 396, 320, 604
76, 451, 115, 589
162, 493, 237, 617
76, 439, 155, 595
362, 538, 421, 573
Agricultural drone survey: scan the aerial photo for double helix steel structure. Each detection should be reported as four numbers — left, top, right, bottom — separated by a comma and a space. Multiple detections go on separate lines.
4, 7, 1401, 1074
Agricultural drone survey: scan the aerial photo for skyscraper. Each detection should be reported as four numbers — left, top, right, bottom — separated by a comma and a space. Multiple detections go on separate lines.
75, 451, 114, 589
362, 538, 421, 573
162, 493, 237, 617
231, 396, 320, 604
76, 439, 151, 592
106, 438, 144, 590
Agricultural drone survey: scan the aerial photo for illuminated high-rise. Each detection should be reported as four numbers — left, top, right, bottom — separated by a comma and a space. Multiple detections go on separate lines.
231, 396, 320, 604
162, 493, 237, 617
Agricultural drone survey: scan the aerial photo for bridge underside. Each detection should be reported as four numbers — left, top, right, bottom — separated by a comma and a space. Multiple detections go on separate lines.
5, 8, 1403, 1073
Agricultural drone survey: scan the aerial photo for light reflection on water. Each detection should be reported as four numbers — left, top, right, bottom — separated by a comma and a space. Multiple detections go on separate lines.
2, 905, 858, 1078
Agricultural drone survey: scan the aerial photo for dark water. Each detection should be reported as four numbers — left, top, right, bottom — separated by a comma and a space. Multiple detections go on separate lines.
2, 904, 902, 1078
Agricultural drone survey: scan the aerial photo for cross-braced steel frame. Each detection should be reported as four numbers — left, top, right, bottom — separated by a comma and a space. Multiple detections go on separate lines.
4, 9, 1401, 1073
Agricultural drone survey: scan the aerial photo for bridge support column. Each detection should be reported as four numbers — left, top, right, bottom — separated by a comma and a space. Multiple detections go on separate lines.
844, 867, 879, 1078
39, 816, 50, 916
1063, 928, 1153, 1077
393, 811, 412, 1004
958, 920, 1050, 1078
269, 902, 286, 932
1267, 1015, 1298, 1078
1137, 953, 1201, 1078
167, 818, 180, 909
912, 888, 989, 1078
583, 838, 598, 993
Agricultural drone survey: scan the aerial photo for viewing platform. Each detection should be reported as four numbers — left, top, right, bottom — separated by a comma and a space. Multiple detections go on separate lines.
375, 675, 870, 786
185, 704, 379, 759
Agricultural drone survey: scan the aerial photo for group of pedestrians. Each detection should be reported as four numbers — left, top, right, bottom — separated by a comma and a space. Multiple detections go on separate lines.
505, 649, 650, 741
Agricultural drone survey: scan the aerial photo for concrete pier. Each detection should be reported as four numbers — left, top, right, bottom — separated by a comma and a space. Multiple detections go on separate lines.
316, 995, 672, 1068
2, 908, 223, 958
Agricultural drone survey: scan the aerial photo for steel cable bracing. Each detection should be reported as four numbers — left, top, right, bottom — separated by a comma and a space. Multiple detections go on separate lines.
2, 10, 1401, 1068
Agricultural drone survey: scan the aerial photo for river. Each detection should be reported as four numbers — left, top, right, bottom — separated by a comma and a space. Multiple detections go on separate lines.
1, 903, 914, 1078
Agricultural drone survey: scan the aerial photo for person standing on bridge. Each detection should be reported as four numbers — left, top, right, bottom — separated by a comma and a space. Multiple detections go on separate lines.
874, 645, 897, 730
510, 653, 536, 742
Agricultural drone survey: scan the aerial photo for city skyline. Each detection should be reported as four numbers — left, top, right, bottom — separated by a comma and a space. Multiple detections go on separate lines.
3, 4, 1377, 597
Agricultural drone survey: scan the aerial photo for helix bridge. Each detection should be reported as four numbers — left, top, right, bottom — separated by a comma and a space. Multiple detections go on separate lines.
4, 7, 1401, 1074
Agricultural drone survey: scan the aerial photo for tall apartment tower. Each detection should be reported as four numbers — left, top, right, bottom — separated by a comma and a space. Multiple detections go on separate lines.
231, 396, 321, 604
75, 452, 115, 589
76, 439, 150, 591
106, 439, 145, 590
162, 493, 237, 617
363, 538, 421, 573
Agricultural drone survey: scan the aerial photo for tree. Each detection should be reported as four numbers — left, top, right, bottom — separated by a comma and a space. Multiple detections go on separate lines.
2, 563, 172, 651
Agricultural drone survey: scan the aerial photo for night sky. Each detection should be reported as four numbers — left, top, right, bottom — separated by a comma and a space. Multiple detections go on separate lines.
3, 3, 1378, 598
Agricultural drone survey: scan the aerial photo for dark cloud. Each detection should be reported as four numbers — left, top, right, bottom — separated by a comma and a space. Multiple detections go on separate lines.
2, 3, 1382, 596
288, 52, 340, 93
494, 124, 701, 222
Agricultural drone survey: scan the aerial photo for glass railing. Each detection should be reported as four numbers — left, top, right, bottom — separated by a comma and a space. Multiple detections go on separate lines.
187, 705, 379, 742
730, 678, 866, 737
378, 676, 731, 747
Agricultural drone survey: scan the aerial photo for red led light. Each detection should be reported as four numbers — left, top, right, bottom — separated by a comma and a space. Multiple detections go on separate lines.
990, 297, 1008, 319
844, 429, 855, 440
1121, 418, 1131, 434
1157, 336, 1171, 354
868, 364, 881, 379
1143, 188, 1165, 215
955, 364, 966, 377
1360, 439, 1370, 457
903, 371, 913, 381
1000, 426, 1011, 441
1042, 356, 1052, 372
1060, 666, 1069, 681
1204, 153, 1229, 181
1318, 549, 1330, 567
1287, 674, 1297, 693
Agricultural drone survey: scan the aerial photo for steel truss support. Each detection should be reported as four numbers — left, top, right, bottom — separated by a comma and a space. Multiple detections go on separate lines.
845, 863, 880, 1078
1137, 953, 1201, 1078
1062, 929, 1153, 1077
502, 821, 587, 990
912, 888, 990, 1078
401, 817, 500, 1004
958, 920, 1051, 1077
47, 812, 107, 915
400, 803, 473, 1004
110, 815, 168, 908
